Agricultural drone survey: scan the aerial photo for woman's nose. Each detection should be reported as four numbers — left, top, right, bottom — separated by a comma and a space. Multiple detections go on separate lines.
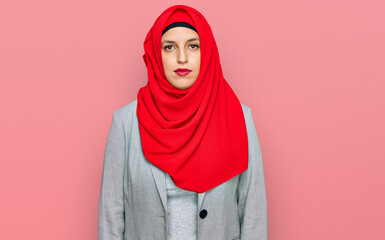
177, 49, 188, 64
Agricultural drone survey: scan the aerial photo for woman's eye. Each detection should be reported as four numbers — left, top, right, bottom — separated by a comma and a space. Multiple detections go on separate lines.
164, 45, 174, 51
190, 44, 200, 49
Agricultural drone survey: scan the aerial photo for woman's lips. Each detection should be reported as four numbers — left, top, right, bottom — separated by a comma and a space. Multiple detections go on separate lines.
174, 68, 192, 76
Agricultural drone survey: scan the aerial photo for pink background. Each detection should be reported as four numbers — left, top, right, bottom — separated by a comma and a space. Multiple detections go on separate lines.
1, 0, 384, 239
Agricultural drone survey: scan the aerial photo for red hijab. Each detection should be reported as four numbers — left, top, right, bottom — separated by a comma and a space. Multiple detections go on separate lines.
137, 5, 248, 193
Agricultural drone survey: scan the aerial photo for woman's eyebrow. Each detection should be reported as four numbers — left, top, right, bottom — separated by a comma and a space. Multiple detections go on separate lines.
161, 38, 200, 45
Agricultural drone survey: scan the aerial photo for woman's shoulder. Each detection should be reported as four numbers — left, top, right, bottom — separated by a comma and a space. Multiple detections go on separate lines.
111, 99, 138, 127
113, 100, 251, 117
115, 99, 137, 115
240, 103, 258, 137
240, 103, 250, 110
240, 103, 252, 117
111, 100, 252, 126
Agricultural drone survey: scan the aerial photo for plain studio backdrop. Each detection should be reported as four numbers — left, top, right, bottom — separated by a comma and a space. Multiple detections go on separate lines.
0, 0, 384, 239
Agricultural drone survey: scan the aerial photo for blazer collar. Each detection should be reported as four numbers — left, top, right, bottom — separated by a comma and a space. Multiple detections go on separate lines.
149, 162, 207, 214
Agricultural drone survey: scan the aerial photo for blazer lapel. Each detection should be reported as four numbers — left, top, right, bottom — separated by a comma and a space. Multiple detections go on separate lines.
149, 163, 167, 213
149, 163, 207, 213
198, 191, 206, 211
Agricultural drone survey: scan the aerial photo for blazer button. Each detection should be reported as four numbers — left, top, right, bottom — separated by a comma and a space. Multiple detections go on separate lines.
199, 209, 208, 219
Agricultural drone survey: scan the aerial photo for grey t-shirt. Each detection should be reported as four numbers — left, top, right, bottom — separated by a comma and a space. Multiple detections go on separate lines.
166, 173, 198, 240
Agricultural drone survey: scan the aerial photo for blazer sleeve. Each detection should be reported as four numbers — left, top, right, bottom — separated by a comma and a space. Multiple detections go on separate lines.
98, 110, 125, 240
237, 106, 268, 240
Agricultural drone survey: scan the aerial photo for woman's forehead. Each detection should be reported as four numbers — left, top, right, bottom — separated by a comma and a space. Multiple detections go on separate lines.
161, 27, 200, 41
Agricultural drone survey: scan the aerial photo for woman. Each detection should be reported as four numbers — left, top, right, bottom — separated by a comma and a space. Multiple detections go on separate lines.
98, 5, 267, 240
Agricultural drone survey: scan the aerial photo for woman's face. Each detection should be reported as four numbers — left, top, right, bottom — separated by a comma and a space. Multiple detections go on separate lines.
161, 27, 200, 90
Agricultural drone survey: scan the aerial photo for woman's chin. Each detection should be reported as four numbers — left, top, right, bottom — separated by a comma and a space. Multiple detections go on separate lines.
170, 80, 194, 90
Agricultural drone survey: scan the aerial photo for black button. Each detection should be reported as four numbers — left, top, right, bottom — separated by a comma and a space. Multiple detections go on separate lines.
199, 209, 208, 219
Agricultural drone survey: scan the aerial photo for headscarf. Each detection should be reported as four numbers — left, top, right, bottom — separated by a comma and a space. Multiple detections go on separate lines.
137, 4, 248, 193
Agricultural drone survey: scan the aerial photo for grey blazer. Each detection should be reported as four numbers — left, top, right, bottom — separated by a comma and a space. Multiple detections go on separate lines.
98, 99, 268, 240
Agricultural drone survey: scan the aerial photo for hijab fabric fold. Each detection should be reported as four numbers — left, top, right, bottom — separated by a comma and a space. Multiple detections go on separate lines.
137, 5, 248, 193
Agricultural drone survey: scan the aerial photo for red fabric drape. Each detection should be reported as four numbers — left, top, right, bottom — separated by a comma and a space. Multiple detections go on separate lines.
137, 5, 248, 193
